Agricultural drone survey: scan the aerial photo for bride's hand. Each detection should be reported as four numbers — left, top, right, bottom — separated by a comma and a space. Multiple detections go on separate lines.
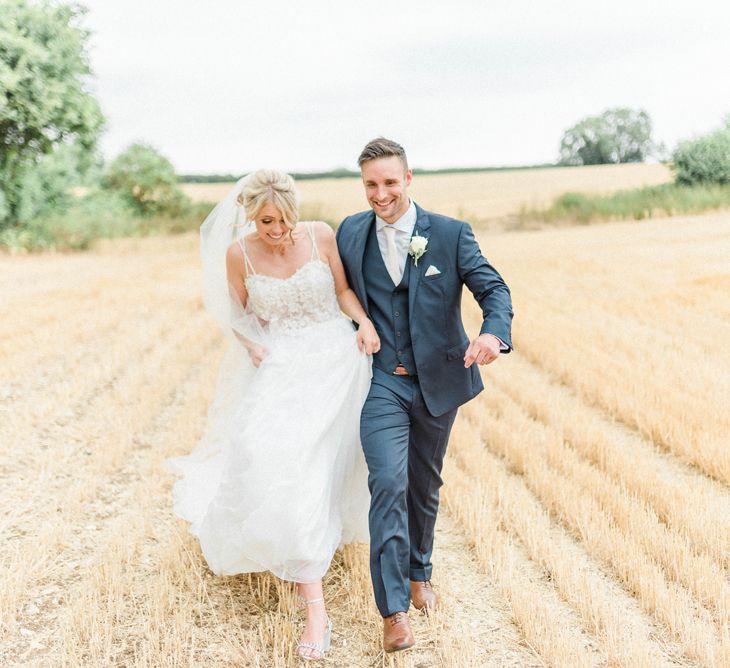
357, 319, 380, 355
249, 345, 269, 367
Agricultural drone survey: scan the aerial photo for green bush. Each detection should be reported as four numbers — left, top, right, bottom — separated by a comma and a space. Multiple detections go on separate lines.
9, 143, 96, 225
131, 200, 216, 236
0, 190, 135, 252
672, 125, 730, 185
0, 190, 215, 253
519, 182, 730, 226
102, 143, 191, 216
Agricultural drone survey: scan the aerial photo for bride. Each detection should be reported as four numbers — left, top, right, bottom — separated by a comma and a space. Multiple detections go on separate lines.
167, 169, 379, 661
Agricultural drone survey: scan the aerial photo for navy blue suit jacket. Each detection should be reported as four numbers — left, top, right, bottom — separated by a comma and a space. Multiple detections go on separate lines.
336, 203, 513, 416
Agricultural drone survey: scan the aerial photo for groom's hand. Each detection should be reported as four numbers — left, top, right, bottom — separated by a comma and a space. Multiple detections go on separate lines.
464, 334, 501, 368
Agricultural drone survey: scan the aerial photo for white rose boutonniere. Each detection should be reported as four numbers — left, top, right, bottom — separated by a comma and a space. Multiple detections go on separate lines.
408, 232, 428, 266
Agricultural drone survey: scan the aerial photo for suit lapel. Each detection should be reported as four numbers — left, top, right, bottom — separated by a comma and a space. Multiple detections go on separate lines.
349, 212, 374, 310
408, 204, 432, 317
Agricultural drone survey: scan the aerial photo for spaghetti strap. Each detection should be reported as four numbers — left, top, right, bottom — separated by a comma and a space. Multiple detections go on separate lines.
237, 236, 256, 276
307, 221, 320, 261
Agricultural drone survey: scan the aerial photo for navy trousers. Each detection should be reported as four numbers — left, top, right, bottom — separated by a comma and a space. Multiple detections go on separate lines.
360, 367, 458, 617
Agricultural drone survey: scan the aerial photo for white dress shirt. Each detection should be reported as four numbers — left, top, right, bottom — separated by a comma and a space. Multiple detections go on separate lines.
375, 199, 417, 279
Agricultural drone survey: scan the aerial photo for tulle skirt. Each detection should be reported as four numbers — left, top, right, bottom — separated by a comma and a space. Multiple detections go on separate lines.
167, 316, 371, 582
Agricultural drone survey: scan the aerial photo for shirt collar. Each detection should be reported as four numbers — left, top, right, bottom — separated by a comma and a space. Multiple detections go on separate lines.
375, 199, 417, 235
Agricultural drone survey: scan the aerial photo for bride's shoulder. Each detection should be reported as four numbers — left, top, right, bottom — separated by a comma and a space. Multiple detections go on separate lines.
226, 237, 240, 253
301, 220, 336, 257
227, 236, 242, 253
226, 234, 252, 263
302, 220, 336, 240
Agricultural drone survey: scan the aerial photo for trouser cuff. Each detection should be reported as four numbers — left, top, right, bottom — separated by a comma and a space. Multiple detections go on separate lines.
380, 600, 411, 618
408, 565, 432, 581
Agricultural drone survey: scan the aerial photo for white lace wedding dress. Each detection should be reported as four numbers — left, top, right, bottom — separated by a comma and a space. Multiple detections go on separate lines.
167, 222, 371, 582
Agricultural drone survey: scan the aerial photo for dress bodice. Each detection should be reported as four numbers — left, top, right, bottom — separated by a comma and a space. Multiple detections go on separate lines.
246, 260, 341, 333
240, 223, 342, 334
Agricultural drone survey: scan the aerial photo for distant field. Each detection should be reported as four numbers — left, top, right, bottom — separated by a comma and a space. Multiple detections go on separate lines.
3, 209, 729, 666
181, 162, 672, 222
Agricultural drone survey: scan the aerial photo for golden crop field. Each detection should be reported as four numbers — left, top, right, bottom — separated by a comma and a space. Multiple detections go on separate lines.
2, 196, 729, 665
182, 162, 672, 223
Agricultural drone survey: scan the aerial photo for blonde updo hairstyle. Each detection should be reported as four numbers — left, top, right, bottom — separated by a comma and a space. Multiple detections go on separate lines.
237, 170, 300, 239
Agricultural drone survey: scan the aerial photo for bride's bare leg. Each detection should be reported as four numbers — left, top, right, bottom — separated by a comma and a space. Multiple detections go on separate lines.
296, 580, 329, 659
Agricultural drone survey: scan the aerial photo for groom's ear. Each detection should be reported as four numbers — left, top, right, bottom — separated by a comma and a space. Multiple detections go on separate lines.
405, 169, 413, 186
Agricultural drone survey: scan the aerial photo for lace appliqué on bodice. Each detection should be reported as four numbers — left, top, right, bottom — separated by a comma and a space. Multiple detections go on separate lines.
240, 223, 342, 334
246, 260, 341, 333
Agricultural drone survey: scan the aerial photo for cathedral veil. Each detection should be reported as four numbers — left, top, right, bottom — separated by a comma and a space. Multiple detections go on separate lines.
166, 176, 268, 527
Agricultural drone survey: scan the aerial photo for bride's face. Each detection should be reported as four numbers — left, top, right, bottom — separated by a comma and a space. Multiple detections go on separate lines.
254, 202, 293, 247
361, 156, 412, 224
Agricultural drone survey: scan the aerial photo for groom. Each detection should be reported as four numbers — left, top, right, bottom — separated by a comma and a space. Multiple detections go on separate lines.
336, 137, 513, 652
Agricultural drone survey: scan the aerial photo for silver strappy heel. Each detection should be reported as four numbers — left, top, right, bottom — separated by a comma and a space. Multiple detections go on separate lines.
296, 596, 332, 661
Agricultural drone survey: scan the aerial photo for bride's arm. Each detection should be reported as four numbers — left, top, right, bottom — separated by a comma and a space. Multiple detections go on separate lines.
225, 242, 268, 367
315, 222, 380, 355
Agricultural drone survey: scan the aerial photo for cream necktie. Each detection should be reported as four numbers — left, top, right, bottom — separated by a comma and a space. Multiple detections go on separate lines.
382, 225, 401, 285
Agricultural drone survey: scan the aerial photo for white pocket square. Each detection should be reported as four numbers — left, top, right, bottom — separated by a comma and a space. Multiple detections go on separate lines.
425, 265, 441, 277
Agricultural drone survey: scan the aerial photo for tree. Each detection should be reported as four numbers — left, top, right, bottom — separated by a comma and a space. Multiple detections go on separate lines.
103, 143, 189, 216
0, 0, 104, 226
672, 119, 730, 185
559, 108, 654, 166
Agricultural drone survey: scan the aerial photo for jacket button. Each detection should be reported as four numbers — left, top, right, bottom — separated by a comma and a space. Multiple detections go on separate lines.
396, 331, 401, 337
394, 311, 400, 317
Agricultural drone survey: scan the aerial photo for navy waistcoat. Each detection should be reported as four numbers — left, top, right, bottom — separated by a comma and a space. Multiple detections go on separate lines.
362, 223, 416, 375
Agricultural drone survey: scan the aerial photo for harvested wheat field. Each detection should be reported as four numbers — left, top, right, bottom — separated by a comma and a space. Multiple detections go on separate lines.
182, 162, 672, 223
2, 208, 729, 667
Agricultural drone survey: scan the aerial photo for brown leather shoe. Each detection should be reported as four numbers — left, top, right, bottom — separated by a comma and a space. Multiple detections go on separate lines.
410, 579, 439, 612
383, 611, 415, 653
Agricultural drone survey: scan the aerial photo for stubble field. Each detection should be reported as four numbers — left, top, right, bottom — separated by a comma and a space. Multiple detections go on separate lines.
2, 165, 729, 667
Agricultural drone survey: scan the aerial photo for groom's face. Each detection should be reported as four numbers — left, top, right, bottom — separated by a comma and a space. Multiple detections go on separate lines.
361, 156, 412, 224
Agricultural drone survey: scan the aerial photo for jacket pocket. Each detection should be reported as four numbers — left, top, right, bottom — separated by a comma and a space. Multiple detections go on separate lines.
424, 270, 447, 282
446, 341, 467, 360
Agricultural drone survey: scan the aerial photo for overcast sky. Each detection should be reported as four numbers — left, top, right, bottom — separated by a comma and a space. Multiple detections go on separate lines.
80, 0, 730, 174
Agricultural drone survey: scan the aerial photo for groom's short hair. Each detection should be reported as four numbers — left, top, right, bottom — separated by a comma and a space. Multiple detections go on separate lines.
358, 137, 409, 171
